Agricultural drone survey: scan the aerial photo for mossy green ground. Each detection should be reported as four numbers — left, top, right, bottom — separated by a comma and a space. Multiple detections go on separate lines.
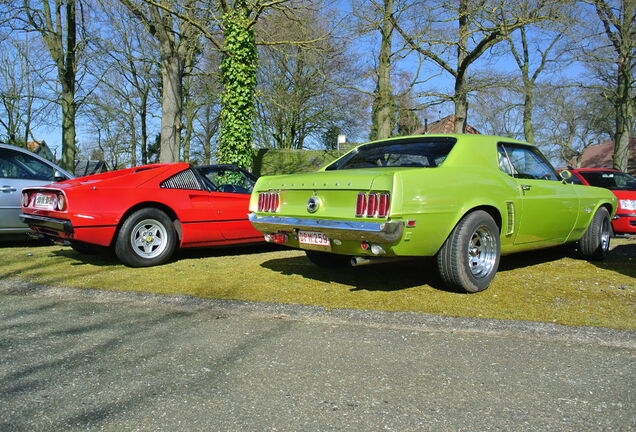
1, 239, 634, 330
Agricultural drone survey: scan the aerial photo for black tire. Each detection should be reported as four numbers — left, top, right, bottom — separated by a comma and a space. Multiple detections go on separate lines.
70, 241, 103, 255
437, 210, 501, 293
579, 207, 611, 260
305, 250, 351, 268
115, 208, 177, 267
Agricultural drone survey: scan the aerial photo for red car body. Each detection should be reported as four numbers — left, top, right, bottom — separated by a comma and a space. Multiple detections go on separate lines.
570, 168, 636, 234
20, 163, 264, 266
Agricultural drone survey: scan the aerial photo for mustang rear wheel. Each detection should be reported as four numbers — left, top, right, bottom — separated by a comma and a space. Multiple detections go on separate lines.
437, 210, 501, 293
305, 250, 351, 268
115, 208, 177, 267
579, 207, 611, 260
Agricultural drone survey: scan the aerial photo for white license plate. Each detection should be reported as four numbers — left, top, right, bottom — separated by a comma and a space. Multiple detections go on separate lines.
298, 230, 330, 247
34, 193, 54, 209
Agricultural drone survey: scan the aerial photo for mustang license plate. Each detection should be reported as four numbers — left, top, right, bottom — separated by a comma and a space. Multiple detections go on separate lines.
34, 193, 54, 209
298, 230, 330, 249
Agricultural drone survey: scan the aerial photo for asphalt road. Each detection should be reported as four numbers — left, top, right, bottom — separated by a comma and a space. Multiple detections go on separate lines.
0, 280, 634, 432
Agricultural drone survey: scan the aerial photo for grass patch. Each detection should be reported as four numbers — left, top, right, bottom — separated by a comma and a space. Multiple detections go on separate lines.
0, 238, 634, 330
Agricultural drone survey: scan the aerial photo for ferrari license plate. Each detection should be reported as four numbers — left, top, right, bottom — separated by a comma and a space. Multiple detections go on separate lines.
298, 230, 330, 247
34, 193, 53, 209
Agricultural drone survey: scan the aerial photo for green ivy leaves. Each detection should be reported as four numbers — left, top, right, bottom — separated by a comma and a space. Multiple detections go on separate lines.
217, 7, 257, 170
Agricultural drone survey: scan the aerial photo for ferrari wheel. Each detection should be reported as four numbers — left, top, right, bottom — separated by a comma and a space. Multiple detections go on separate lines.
115, 208, 177, 267
579, 207, 611, 261
437, 210, 500, 293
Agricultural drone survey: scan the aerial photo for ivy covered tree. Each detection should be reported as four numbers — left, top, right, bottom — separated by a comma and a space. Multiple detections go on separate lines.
216, 1, 257, 169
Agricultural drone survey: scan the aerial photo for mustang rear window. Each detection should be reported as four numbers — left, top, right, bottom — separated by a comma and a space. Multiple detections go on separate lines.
326, 138, 456, 170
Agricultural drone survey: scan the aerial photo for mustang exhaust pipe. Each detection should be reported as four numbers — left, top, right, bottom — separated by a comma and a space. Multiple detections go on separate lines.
350, 256, 409, 267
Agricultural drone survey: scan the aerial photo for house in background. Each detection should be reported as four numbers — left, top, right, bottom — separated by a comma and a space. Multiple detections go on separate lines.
574, 138, 636, 175
26, 140, 55, 162
413, 115, 481, 135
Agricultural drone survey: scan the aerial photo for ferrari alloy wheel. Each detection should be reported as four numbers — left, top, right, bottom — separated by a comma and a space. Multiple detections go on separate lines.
437, 210, 501, 293
115, 208, 177, 267
579, 207, 611, 261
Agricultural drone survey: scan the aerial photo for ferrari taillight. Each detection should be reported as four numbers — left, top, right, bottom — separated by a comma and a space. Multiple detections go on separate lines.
21, 192, 30, 207
258, 192, 280, 213
56, 194, 66, 211
355, 192, 390, 218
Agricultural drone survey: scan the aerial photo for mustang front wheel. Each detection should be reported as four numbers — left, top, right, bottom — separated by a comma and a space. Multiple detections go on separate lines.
115, 208, 177, 267
437, 210, 501, 293
579, 207, 611, 260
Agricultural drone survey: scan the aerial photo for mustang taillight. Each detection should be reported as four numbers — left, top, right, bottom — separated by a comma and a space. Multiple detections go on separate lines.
258, 192, 280, 213
21, 192, 30, 207
356, 192, 390, 218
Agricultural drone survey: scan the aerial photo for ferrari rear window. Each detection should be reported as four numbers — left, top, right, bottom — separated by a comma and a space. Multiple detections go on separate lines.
160, 169, 204, 190
326, 138, 456, 170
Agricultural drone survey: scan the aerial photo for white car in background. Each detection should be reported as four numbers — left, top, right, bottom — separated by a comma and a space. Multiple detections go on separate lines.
0, 143, 74, 237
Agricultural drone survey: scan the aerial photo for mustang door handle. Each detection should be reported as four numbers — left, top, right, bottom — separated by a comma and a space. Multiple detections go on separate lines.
520, 184, 532, 192
1, 185, 17, 192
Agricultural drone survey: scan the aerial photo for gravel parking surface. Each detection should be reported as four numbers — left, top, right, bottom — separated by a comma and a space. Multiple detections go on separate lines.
1, 280, 635, 431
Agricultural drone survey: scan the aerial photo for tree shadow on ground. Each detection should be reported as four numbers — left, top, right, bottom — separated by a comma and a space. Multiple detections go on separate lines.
592, 242, 636, 279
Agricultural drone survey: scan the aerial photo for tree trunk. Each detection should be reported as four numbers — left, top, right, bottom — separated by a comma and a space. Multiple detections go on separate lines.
159, 49, 182, 163
453, 0, 468, 134
522, 87, 535, 144
371, 0, 394, 140
60, 88, 76, 170
59, 0, 77, 172
140, 90, 148, 165
613, 53, 633, 171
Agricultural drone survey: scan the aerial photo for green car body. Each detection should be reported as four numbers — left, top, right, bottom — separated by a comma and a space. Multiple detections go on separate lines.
248, 134, 617, 292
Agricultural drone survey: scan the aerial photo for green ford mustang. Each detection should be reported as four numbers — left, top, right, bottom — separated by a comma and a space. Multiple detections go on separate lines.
248, 134, 617, 292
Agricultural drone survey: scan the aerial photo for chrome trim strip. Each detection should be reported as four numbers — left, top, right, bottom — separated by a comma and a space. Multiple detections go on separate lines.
248, 212, 404, 243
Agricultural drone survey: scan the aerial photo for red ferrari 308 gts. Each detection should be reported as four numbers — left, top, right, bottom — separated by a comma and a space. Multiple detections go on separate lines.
20, 163, 264, 267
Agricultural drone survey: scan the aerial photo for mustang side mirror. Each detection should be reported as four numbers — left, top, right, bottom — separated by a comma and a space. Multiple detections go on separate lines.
559, 170, 573, 183
53, 170, 67, 182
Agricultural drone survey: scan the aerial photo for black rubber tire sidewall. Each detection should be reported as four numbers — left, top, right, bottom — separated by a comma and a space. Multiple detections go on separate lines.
437, 210, 501, 293
115, 208, 177, 267
579, 207, 611, 261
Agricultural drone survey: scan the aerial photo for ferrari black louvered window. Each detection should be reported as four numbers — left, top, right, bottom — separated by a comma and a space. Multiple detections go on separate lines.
160, 169, 204, 190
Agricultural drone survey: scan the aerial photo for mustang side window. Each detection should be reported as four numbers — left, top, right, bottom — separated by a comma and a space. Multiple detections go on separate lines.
497, 145, 515, 176
501, 144, 559, 181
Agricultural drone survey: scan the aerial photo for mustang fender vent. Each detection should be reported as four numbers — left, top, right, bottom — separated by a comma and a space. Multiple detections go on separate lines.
161, 169, 204, 190
506, 201, 515, 236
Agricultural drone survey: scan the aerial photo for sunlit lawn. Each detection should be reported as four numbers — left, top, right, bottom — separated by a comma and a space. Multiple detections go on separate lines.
1, 238, 634, 330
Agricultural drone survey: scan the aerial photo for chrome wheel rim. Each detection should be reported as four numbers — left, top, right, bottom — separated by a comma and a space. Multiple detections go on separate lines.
467, 225, 497, 278
600, 217, 611, 252
130, 219, 168, 259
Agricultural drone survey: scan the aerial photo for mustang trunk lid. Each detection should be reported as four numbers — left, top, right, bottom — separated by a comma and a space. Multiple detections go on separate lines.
255, 170, 397, 220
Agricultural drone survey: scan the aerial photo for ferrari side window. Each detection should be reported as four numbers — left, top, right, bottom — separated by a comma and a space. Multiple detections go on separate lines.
160, 169, 204, 190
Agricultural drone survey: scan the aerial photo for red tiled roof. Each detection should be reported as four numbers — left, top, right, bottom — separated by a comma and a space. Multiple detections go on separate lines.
413, 115, 480, 135
575, 138, 636, 175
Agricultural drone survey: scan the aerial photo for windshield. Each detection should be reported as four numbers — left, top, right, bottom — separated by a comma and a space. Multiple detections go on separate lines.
196, 166, 256, 194
577, 170, 636, 191
326, 138, 456, 170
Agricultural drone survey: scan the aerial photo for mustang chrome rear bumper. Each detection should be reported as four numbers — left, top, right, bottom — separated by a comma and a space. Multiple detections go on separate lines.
248, 212, 404, 243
